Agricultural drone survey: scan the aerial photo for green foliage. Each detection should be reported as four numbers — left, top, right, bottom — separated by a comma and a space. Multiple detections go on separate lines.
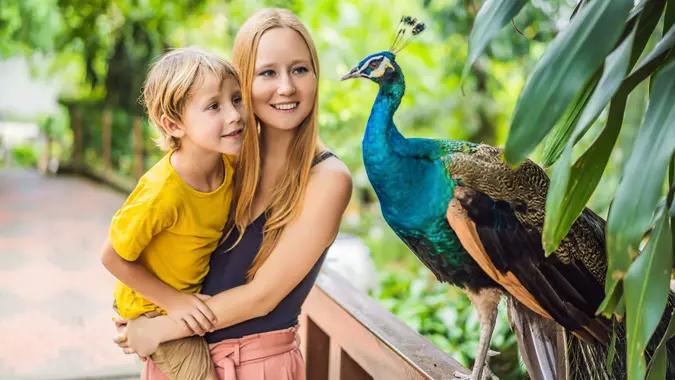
10, 144, 39, 167
371, 266, 525, 380
460, 0, 527, 86
624, 208, 673, 380
504, 0, 634, 165
647, 309, 675, 379
1, 0, 212, 115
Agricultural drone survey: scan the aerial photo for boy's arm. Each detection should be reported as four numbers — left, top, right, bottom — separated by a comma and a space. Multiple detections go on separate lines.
101, 238, 216, 335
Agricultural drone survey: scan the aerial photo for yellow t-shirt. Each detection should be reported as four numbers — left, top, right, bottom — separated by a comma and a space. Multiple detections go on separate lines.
110, 152, 235, 319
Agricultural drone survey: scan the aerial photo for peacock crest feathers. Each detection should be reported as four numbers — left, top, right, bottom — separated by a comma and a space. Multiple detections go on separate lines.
390, 16, 426, 55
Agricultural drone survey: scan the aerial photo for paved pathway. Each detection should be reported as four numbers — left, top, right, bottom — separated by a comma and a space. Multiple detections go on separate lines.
0, 169, 142, 379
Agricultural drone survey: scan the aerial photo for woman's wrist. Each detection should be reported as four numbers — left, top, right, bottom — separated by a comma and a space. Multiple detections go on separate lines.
155, 314, 189, 342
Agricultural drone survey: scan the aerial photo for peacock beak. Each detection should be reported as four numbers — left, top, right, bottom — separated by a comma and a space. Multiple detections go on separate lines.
340, 66, 360, 81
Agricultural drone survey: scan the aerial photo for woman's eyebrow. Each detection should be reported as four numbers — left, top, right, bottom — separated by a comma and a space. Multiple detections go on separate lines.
289, 58, 310, 66
255, 58, 311, 71
254, 62, 275, 71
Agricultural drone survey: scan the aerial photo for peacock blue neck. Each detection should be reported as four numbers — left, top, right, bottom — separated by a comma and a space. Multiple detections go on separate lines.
363, 72, 406, 169
362, 71, 429, 218
363, 73, 407, 154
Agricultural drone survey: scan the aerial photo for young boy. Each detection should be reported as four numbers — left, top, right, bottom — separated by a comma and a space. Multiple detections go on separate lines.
101, 47, 246, 380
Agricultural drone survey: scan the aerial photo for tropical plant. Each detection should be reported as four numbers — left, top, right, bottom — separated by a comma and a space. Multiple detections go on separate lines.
465, 0, 675, 378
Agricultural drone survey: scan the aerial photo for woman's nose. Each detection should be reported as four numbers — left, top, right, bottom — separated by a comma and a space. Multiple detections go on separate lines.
277, 73, 296, 96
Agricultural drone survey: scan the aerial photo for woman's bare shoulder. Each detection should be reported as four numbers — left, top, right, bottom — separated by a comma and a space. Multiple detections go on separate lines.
310, 155, 352, 189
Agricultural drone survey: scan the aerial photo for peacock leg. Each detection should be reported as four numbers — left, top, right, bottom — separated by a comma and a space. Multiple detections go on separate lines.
453, 351, 500, 380
453, 288, 502, 380
482, 350, 500, 380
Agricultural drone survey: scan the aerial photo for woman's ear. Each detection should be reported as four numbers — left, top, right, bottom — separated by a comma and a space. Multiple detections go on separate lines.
159, 114, 186, 138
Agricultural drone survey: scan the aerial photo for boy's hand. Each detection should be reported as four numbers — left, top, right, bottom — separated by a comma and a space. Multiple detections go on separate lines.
165, 293, 216, 336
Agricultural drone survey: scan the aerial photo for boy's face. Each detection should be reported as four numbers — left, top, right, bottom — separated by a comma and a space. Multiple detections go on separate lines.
178, 73, 246, 155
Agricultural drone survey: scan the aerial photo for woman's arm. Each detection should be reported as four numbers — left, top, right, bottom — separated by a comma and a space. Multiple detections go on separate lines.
122, 163, 352, 354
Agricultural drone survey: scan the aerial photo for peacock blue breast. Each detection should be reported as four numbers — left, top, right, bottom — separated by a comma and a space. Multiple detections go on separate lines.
386, 207, 497, 289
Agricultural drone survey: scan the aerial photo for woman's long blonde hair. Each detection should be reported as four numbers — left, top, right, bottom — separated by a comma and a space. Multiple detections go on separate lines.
225, 8, 322, 281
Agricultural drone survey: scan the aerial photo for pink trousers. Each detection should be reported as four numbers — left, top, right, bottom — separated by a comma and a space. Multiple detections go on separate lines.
141, 325, 306, 380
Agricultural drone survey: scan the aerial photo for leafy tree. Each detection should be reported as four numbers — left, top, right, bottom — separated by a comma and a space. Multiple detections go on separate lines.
1, 0, 211, 115
422, 0, 570, 146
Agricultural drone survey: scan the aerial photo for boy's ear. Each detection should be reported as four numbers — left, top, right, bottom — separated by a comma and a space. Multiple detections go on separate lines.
159, 115, 186, 138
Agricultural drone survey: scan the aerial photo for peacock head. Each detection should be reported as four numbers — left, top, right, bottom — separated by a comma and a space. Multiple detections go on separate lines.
340, 16, 425, 85
339, 51, 400, 84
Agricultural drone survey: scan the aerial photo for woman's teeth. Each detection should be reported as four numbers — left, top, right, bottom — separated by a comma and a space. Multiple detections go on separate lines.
272, 102, 298, 110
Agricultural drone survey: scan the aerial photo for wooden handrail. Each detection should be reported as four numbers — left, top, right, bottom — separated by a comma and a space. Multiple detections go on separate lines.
58, 111, 144, 193
299, 267, 469, 380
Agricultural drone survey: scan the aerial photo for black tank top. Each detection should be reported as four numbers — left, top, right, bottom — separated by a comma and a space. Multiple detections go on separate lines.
202, 151, 337, 342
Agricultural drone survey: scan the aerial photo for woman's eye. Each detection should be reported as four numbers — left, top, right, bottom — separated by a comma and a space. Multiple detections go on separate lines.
260, 70, 275, 77
293, 66, 309, 74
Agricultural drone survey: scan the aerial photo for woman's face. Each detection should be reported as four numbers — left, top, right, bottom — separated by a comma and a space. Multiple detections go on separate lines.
251, 27, 317, 132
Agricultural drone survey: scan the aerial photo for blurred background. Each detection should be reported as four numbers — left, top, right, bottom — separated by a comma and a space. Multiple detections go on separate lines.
0, 0, 650, 379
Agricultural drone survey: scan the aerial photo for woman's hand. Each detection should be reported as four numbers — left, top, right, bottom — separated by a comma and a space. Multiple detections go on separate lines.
165, 293, 216, 336
112, 317, 146, 360
112, 316, 160, 359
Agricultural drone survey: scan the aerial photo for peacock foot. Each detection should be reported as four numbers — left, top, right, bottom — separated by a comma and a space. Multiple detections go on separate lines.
452, 350, 500, 380
452, 365, 499, 380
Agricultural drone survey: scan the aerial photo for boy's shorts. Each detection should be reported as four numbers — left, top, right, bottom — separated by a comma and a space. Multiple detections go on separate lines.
113, 301, 215, 380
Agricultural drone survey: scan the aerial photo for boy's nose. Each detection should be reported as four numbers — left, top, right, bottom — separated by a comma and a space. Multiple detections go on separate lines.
224, 106, 242, 124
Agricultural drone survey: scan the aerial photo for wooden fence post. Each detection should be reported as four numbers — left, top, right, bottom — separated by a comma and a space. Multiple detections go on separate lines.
38, 117, 56, 175
72, 108, 84, 172
102, 110, 112, 172
133, 117, 144, 180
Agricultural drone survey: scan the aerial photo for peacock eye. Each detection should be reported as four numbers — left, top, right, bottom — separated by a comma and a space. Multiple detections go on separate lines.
369, 60, 381, 69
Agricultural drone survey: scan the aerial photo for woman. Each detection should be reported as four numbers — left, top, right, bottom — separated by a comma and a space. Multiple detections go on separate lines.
114, 8, 352, 379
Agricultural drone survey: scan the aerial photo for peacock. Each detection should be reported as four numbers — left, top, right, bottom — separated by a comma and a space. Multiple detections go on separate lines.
341, 17, 675, 380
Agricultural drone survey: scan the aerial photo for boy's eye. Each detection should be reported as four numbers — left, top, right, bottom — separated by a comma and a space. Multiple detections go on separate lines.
207, 103, 219, 110
233, 96, 242, 105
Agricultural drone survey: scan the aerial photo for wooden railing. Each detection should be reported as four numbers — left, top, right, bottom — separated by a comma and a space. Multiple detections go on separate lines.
56, 106, 147, 193
299, 268, 469, 380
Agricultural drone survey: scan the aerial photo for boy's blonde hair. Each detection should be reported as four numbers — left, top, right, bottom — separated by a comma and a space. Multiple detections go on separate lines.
142, 47, 239, 151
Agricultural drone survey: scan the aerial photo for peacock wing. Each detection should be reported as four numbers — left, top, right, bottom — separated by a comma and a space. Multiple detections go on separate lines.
443, 144, 610, 344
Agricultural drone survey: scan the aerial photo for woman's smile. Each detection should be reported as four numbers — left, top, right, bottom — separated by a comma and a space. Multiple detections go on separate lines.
271, 102, 299, 112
